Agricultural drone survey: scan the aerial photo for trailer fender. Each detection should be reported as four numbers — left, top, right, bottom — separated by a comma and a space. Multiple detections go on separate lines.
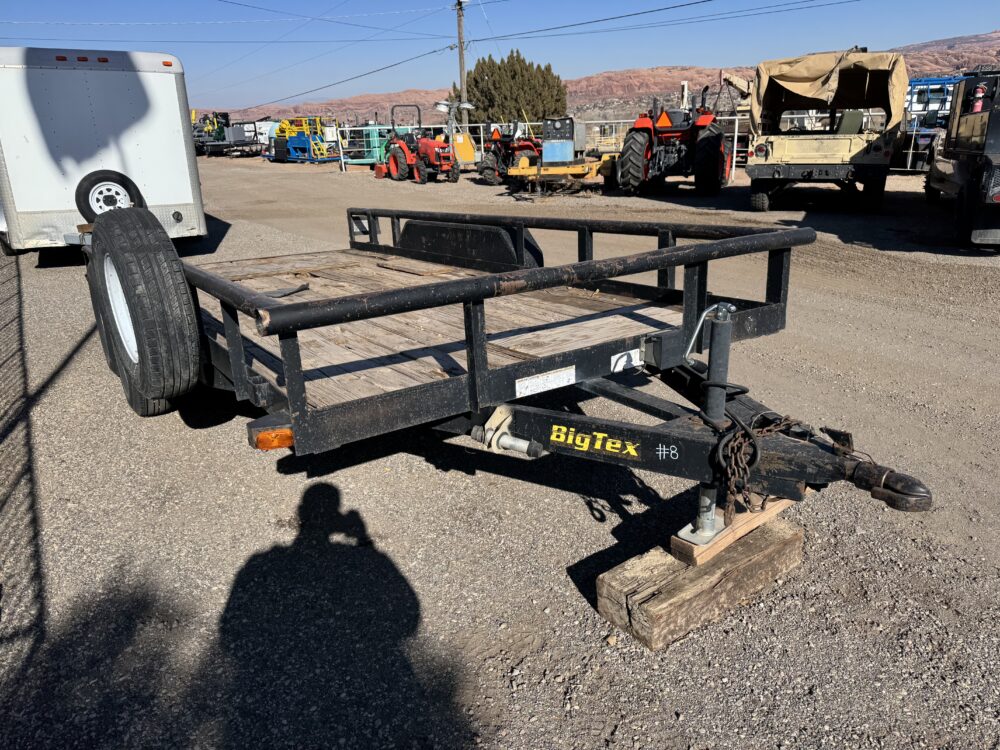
87, 208, 200, 403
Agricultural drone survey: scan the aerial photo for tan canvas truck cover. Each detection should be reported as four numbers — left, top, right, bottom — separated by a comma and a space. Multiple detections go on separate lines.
749, 50, 909, 135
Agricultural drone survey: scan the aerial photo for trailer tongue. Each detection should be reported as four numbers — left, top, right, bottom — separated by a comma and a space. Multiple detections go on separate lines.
168, 208, 933, 547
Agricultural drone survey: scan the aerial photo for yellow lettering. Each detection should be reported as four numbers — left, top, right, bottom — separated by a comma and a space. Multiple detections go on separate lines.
550, 425, 568, 443
592, 432, 607, 450
574, 433, 592, 451
623, 441, 639, 457
605, 439, 621, 453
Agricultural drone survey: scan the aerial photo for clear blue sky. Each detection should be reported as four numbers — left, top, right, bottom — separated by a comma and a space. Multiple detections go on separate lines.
1, 0, 993, 109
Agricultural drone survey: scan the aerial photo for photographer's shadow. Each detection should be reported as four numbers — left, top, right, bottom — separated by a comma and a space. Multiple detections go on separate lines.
217, 482, 467, 749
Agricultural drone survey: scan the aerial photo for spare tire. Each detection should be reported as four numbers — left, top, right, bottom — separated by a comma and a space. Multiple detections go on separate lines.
87, 208, 200, 401
75, 170, 145, 222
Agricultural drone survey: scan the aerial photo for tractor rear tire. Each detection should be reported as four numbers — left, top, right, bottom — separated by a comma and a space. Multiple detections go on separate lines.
479, 152, 501, 185
388, 146, 409, 181
413, 159, 429, 184
617, 130, 649, 195
694, 125, 728, 196
750, 179, 771, 212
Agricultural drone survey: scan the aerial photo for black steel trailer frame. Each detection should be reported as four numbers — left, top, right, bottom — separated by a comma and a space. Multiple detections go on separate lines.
182, 207, 931, 544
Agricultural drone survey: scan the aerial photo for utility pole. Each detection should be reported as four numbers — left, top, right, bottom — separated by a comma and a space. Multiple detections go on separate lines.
455, 0, 468, 128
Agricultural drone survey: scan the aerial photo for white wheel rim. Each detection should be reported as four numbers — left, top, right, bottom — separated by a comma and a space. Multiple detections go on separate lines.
88, 181, 131, 214
103, 255, 138, 363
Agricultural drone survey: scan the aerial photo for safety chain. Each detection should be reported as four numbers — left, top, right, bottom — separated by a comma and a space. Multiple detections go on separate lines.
719, 414, 802, 526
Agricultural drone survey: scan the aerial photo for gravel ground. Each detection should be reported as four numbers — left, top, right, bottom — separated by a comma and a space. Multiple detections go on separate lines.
1, 160, 999, 749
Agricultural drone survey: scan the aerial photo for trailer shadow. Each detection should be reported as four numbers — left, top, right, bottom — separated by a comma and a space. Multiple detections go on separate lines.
174, 213, 231, 258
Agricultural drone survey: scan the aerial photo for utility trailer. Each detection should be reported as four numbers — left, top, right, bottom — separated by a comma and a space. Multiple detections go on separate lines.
83, 206, 931, 640
0, 47, 205, 254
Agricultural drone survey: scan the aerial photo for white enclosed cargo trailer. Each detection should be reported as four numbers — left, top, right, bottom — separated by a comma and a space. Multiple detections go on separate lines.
0, 47, 206, 253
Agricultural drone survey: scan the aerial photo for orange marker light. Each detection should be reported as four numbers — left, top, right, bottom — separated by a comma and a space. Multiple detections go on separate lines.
98, 57, 109, 63
55, 55, 67, 61
77, 56, 88, 62
162, 60, 173, 67
255, 428, 294, 451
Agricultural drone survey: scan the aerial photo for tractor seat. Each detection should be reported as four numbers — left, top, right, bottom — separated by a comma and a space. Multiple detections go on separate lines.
401, 132, 419, 148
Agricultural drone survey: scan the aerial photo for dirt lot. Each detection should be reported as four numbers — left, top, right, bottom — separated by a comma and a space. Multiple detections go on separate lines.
2, 159, 999, 749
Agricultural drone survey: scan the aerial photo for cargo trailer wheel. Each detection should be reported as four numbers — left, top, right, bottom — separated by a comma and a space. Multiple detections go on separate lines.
75, 170, 145, 222
479, 152, 501, 185
387, 147, 408, 181
87, 208, 200, 402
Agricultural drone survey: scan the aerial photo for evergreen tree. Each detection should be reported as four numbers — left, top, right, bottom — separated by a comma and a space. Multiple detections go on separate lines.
453, 51, 567, 123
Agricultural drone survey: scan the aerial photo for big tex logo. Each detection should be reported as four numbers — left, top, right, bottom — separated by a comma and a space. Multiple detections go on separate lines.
549, 425, 640, 460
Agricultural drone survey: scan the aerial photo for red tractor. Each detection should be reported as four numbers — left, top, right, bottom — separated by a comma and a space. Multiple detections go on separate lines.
478, 123, 542, 186
385, 105, 460, 184
616, 86, 733, 195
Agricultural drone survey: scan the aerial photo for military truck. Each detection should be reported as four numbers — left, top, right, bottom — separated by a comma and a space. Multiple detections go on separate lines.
925, 68, 1000, 246
745, 48, 908, 211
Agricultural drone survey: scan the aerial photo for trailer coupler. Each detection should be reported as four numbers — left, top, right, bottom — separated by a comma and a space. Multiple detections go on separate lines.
473, 375, 932, 534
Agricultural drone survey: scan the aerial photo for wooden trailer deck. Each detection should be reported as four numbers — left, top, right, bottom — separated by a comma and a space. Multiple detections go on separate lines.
194, 247, 684, 408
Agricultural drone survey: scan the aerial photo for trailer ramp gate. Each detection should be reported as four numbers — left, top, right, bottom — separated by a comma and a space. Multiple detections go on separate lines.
184, 208, 931, 546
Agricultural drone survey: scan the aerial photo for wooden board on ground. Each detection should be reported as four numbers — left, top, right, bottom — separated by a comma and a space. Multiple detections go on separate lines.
596, 519, 803, 651
669, 497, 796, 567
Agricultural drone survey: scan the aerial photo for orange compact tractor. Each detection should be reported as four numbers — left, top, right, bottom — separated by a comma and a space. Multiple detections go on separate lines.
616, 85, 733, 195
384, 105, 460, 184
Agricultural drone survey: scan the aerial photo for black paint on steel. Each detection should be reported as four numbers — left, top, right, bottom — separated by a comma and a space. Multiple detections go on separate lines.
257, 229, 812, 336
657, 229, 676, 290
577, 228, 594, 262
576, 377, 696, 421
184, 263, 278, 319
346, 207, 777, 239
682, 262, 709, 355
221, 301, 251, 402
463, 300, 489, 415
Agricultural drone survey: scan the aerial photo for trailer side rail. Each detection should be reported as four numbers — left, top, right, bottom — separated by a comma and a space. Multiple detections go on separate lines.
183, 209, 813, 454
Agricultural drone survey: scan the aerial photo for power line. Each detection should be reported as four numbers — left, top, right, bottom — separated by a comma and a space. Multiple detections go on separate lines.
0, 36, 457, 44
245, 44, 455, 109
470, 0, 857, 42
216, 0, 450, 38
190, 7, 449, 100
0, 3, 508, 25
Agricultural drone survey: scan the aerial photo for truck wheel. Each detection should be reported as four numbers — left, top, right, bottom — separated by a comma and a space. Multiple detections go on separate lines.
750, 180, 771, 212
75, 170, 145, 223
387, 147, 408, 181
694, 125, 727, 196
863, 174, 887, 209
88, 208, 200, 401
413, 159, 429, 185
618, 130, 649, 195
956, 187, 976, 246
479, 152, 501, 185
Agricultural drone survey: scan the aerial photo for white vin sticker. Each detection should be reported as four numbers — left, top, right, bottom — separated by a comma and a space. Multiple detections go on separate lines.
610, 348, 642, 373
515, 366, 577, 398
